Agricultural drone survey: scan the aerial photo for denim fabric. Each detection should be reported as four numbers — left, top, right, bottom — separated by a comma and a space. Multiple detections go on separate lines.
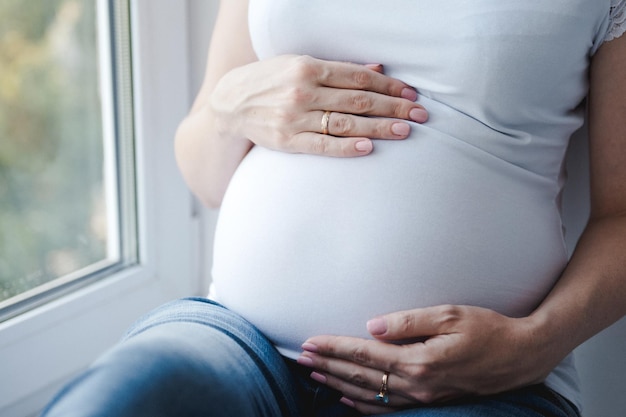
381, 384, 580, 417
40, 298, 580, 417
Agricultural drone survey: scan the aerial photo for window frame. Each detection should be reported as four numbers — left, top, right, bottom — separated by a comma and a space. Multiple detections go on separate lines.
0, 1, 200, 415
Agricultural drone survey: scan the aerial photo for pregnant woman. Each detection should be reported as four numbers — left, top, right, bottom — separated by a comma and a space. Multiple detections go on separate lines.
42, 1, 626, 416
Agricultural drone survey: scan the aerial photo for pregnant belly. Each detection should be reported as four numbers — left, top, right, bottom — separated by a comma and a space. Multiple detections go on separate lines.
211, 124, 568, 359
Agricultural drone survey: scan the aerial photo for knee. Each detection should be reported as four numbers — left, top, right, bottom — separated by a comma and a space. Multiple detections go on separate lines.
43, 323, 250, 417
95, 325, 222, 391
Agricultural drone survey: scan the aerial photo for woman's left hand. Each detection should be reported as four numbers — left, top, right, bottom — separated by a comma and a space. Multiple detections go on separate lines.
297, 305, 567, 415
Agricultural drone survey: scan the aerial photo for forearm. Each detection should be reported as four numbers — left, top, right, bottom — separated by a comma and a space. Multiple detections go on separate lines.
175, 103, 252, 208
174, 0, 258, 208
529, 213, 626, 357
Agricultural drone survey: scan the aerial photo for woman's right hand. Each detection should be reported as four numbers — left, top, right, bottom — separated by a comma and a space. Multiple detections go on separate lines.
210, 55, 429, 157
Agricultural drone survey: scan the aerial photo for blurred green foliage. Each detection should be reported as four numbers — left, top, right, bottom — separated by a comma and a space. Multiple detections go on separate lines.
0, 0, 108, 302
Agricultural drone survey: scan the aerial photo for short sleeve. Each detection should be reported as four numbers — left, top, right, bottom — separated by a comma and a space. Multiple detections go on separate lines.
605, 0, 626, 42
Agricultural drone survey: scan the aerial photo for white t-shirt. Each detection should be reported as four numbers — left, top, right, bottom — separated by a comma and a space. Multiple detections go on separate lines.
211, 0, 626, 410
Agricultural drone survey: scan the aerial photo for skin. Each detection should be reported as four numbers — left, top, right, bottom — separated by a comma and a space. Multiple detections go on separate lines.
175, 0, 626, 415
175, 1, 427, 208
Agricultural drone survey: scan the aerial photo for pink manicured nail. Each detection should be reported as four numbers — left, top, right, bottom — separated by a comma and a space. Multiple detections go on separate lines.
409, 108, 429, 123
301, 342, 319, 353
355, 140, 373, 152
297, 356, 314, 367
340, 397, 356, 408
401, 87, 418, 101
365, 63, 384, 72
367, 317, 387, 335
310, 372, 327, 384
391, 122, 410, 136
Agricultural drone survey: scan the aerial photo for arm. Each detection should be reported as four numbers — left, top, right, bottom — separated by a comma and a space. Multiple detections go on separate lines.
528, 27, 626, 362
174, 0, 256, 208
175, 0, 428, 208
297, 35, 626, 415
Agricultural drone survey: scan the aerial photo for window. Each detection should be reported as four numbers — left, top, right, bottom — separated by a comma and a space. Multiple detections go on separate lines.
0, 0, 137, 322
0, 2, 200, 416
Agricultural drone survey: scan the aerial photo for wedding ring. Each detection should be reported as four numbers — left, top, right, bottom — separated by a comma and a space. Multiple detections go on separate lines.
321, 110, 331, 135
375, 371, 390, 404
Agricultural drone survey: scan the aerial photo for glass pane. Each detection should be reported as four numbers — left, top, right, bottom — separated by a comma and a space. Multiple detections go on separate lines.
0, 0, 125, 308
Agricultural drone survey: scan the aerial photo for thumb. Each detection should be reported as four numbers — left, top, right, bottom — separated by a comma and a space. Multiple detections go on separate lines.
367, 305, 457, 341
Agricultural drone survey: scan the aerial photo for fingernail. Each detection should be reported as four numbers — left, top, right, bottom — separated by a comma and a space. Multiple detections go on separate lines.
401, 87, 418, 101
310, 372, 327, 384
340, 397, 356, 408
410, 107, 429, 123
297, 355, 314, 367
301, 342, 319, 353
355, 140, 373, 152
367, 317, 387, 335
365, 63, 383, 71
391, 122, 410, 137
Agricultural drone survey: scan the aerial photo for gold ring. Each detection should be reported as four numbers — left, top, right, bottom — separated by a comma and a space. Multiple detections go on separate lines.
375, 371, 390, 404
321, 110, 331, 135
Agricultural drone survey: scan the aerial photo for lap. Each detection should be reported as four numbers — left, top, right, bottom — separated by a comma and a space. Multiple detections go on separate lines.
40, 298, 580, 417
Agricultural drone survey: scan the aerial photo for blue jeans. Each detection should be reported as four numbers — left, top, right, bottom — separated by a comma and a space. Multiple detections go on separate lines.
40, 298, 580, 417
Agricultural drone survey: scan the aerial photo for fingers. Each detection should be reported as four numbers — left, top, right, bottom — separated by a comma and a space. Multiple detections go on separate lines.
301, 359, 413, 412
271, 113, 418, 157
307, 57, 417, 101
265, 111, 416, 157
317, 87, 428, 122
320, 371, 413, 410
290, 56, 427, 121
367, 305, 465, 341
283, 132, 373, 157
302, 336, 399, 371
315, 110, 414, 140
303, 355, 413, 403
278, 109, 418, 157
341, 398, 398, 416
298, 353, 416, 414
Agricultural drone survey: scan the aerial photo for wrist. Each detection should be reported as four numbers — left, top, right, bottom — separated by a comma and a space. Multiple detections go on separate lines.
209, 66, 254, 145
523, 307, 578, 366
